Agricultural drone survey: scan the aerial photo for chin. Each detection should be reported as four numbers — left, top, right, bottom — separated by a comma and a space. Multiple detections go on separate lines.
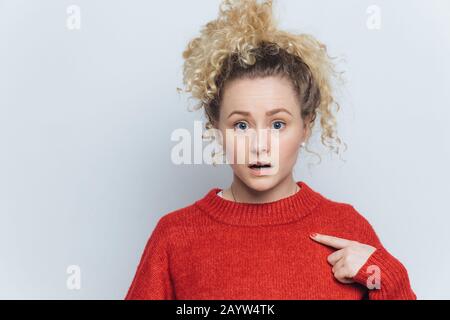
240, 174, 279, 192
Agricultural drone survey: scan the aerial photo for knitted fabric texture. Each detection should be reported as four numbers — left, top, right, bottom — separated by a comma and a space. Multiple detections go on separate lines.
125, 181, 416, 300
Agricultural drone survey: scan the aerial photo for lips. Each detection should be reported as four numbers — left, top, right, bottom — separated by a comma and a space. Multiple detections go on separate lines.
248, 161, 272, 169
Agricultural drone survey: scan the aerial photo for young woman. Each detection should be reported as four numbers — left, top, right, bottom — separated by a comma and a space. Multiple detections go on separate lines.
125, 0, 416, 300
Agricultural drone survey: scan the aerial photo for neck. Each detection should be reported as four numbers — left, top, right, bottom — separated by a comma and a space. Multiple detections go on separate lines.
195, 180, 324, 226
225, 174, 299, 203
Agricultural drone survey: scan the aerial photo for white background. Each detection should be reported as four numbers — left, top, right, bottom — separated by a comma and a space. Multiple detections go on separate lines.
1, 0, 449, 299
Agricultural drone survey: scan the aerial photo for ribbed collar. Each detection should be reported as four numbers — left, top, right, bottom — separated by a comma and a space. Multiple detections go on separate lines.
194, 181, 325, 226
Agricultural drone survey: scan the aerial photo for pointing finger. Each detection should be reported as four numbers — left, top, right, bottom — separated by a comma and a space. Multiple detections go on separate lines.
310, 233, 356, 249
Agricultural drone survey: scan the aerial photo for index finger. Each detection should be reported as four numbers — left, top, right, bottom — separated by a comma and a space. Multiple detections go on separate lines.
310, 233, 356, 249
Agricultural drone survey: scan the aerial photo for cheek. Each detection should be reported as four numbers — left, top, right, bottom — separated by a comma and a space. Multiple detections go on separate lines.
276, 134, 302, 165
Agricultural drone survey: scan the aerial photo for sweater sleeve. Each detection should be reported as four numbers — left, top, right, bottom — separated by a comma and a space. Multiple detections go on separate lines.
348, 206, 417, 300
125, 217, 175, 300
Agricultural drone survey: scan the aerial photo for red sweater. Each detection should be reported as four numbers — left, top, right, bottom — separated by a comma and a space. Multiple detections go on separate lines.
125, 181, 416, 300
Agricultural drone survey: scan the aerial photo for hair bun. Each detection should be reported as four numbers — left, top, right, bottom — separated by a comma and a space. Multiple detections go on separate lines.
181, 0, 278, 102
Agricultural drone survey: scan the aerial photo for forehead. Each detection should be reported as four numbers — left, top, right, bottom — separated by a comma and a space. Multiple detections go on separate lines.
221, 76, 299, 115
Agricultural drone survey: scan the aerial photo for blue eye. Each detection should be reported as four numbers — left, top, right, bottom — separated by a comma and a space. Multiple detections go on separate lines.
234, 121, 248, 131
272, 121, 286, 130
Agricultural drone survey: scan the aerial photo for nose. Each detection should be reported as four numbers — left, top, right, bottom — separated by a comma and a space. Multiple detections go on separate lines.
249, 128, 271, 158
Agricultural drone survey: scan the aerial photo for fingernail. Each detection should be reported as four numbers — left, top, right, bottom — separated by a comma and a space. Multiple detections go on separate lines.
310, 232, 317, 238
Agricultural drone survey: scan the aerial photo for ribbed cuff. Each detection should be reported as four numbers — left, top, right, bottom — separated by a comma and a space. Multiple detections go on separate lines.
353, 247, 416, 299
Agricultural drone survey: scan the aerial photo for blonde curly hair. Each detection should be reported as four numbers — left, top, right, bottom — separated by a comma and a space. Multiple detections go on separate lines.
177, 0, 347, 159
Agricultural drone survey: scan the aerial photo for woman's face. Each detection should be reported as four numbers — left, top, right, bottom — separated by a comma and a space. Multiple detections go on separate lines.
216, 75, 309, 191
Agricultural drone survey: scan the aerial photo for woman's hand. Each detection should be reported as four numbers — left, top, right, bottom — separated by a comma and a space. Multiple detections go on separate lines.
310, 233, 376, 284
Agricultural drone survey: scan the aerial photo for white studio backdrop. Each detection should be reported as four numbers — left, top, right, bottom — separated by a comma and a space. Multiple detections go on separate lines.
0, 0, 449, 299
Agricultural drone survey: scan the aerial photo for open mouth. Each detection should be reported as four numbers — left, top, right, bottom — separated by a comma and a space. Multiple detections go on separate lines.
248, 162, 272, 169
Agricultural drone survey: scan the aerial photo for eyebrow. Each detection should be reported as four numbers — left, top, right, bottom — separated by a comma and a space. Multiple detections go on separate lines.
227, 107, 293, 119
